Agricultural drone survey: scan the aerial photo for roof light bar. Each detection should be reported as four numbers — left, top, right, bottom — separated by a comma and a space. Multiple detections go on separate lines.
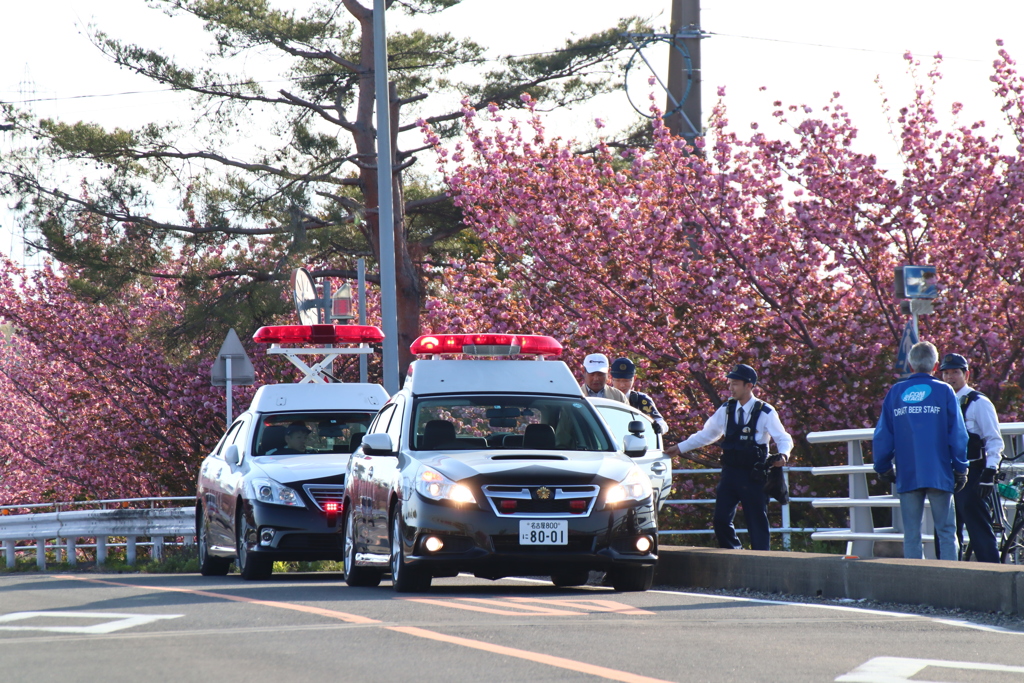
410, 334, 562, 358
253, 324, 385, 346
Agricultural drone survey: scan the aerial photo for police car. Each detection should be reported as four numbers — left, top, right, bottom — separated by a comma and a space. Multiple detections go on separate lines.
343, 333, 659, 592
587, 397, 672, 511
196, 324, 389, 579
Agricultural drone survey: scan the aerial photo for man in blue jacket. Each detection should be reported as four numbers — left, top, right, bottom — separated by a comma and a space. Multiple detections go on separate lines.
873, 341, 969, 561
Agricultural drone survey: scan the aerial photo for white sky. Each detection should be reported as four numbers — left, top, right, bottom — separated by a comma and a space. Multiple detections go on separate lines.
3, 0, 1023, 264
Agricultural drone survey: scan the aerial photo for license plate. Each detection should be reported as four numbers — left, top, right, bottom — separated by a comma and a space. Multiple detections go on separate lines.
519, 520, 568, 545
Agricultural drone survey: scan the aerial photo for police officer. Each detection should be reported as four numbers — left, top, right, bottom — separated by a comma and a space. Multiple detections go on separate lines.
580, 353, 628, 403
873, 342, 968, 561
940, 353, 1002, 563
665, 364, 793, 551
609, 357, 669, 434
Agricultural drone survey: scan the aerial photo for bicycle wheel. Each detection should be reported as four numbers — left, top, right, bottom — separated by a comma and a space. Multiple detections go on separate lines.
1000, 514, 1024, 564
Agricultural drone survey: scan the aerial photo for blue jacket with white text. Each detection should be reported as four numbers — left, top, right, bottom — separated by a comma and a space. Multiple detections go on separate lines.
872, 372, 968, 493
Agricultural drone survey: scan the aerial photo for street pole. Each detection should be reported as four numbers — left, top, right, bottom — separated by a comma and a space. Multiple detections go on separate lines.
373, 0, 400, 395
225, 357, 233, 426
666, 0, 702, 142
358, 257, 368, 384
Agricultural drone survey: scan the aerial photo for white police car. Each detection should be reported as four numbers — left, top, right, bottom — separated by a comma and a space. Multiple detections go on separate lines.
196, 324, 388, 579
343, 333, 659, 592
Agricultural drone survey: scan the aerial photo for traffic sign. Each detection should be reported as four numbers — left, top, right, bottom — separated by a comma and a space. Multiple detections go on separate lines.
210, 329, 255, 386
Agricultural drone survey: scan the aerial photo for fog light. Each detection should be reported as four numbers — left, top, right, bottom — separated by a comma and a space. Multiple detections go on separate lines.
260, 528, 276, 546
635, 536, 652, 553
424, 536, 444, 553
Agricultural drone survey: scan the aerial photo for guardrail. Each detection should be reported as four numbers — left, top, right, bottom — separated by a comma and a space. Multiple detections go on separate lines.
0, 498, 195, 569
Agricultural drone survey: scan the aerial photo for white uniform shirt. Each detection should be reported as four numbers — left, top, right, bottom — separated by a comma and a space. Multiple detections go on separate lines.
676, 395, 794, 456
955, 385, 1003, 468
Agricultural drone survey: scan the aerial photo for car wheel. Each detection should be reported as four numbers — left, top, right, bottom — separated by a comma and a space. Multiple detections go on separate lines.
197, 508, 230, 577
343, 507, 383, 587
550, 571, 591, 587
390, 505, 431, 593
236, 511, 272, 580
608, 564, 655, 592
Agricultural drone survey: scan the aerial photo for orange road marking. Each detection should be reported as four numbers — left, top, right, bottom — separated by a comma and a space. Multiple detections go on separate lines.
386, 625, 676, 683
400, 597, 581, 616
507, 598, 655, 615
54, 575, 380, 625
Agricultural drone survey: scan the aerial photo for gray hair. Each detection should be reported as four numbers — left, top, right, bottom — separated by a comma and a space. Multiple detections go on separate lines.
908, 341, 938, 373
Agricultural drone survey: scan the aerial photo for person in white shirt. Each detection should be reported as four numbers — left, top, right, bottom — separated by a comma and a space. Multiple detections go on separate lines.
940, 353, 1002, 563
665, 364, 793, 550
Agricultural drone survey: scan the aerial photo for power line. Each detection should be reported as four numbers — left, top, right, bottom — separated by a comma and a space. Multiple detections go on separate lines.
708, 31, 988, 63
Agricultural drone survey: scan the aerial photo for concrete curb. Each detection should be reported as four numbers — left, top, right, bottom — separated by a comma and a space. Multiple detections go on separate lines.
655, 545, 1023, 615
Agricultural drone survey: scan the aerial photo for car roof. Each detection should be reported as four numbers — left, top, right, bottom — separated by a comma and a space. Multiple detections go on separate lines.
247, 383, 389, 414
404, 359, 583, 397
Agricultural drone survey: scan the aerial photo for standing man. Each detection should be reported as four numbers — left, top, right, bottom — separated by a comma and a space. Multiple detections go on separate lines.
940, 353, 1002, 563
609, 357, 669, 434
580, 353, 628, 403
665, 364, 792, 551
873, 342, 969, 561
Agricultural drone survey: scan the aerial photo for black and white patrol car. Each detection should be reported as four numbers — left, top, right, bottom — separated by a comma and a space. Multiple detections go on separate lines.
195, 324, 388, 579
342, 333, 659, 592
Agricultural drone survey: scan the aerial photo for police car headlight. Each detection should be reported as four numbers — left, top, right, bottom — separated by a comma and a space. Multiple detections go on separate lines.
606, 467, 653, 505
416, 467, 476, 504
248, 478, 306, 508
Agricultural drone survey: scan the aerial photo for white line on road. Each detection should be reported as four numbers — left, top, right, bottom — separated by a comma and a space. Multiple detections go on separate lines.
0, 611, 182, 634
836, 656, 1024, 682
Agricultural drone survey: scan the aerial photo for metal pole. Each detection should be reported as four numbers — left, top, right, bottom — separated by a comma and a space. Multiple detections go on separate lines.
358, 258, 368, 384
373, 0, 400, 395
667, 0, 702, 141
225, 357, 233, 426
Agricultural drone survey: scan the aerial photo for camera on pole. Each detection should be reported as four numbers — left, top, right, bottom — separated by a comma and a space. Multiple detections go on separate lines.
893, 265, 939, 377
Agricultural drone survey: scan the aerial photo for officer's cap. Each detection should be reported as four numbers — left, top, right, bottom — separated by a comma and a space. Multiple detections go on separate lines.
285, 422, 312, 436
939, 353, 969, 372
726, 364, 758, 385
610, 357, 636, 379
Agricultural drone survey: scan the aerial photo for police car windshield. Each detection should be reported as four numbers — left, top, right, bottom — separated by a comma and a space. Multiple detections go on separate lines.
411, 396, 613, 451
254, 412, 375, 456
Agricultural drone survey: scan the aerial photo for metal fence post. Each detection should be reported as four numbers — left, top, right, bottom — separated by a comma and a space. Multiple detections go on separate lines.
781, 469, 792, 550
127, 536, 137, 565
96, 536, 107, 565
5, 540, 14, 568
152, 536, 164, 562
847, 439, 875, 558
66, 537, 77, 566
36, 539, 45, 570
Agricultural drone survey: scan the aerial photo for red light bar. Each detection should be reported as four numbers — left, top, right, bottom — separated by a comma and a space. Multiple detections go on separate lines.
324, 501, 340, 513
410, 334, 562, 358
253, 324, 384, 345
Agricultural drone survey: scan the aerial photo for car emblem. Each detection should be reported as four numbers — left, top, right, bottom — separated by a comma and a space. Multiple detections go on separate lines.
536, 486, 551, 500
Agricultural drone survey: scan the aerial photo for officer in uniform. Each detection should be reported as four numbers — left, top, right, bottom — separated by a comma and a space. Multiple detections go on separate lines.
609, 357, 669, 434
579, 353, 628, 403
940, 353, 1002, 563
665, 364, 792, 550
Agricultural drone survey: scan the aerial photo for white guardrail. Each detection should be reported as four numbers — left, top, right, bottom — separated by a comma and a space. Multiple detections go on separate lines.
0, 498, 194, 569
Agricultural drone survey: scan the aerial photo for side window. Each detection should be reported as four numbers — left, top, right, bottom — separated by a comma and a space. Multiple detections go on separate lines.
369, 404, 396, 435
230, 415, 252, 454
385, 396, 405, 448
597, 406, 658, 450
216, 421, 244, 458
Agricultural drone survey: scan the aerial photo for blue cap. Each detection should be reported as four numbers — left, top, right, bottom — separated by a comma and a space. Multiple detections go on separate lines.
726, 364, 758, 385
610, 357, 635, 379
939, 353, 968, 371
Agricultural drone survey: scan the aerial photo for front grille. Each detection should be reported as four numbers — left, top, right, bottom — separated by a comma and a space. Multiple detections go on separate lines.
303, 484, 346, 512
491, 535, 595, 553
482, 484, 599, 518
276, 533, 344, 551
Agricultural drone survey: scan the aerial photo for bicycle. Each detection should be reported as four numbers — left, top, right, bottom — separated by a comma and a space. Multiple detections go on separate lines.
961, 449, 1024, 564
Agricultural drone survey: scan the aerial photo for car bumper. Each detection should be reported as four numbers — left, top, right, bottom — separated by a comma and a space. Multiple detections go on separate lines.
246, 500, 345, 562
398, 497, 658, 579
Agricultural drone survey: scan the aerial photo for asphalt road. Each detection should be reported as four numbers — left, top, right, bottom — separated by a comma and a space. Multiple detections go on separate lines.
1, 572, 1023, 683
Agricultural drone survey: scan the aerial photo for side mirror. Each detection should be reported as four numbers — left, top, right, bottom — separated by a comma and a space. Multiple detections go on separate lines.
361, 433, 395, 456
627, 420, 645, 436
623, 434, 647, 458
224, 444, 242, 466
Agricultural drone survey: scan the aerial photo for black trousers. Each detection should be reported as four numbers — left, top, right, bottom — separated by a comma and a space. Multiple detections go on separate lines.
954, 460, 1000, 563
714, 466, 771, 550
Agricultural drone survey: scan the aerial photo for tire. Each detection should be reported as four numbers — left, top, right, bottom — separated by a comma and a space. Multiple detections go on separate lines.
344, 508, 383, 587
236, 512, 273, 580
390, 505, 431, 593
551, 571, 591, 587
607, 564, 655, 592
1000, 517, 1024, 565
197, 508, 231, 577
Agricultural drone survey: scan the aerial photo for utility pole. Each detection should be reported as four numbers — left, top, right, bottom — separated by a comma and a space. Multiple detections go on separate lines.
666, 0, 702, 142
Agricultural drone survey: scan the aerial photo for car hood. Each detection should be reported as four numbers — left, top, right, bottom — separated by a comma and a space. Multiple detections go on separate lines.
417, 450, 634, 484
250, 453, 350, 485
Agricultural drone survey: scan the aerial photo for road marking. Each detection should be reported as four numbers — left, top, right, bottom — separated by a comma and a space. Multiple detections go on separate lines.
401, 597, 654, 616
836, 656, 1024, 682
54, 575, 381, 625
55, 576, 671, 682
387, 625, 675, 683
0, 611, 182, 634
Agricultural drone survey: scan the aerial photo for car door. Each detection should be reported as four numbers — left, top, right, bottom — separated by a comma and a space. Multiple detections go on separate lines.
370, 395, 405, 552
351, 403, 396, 553
205, 420, 244, 547
220, 413, 253, 545
594, 403, 672, 509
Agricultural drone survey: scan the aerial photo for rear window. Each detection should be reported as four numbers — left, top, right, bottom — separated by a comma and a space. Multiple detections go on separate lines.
254, 412, 375, 456
411, 395, 613, 452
